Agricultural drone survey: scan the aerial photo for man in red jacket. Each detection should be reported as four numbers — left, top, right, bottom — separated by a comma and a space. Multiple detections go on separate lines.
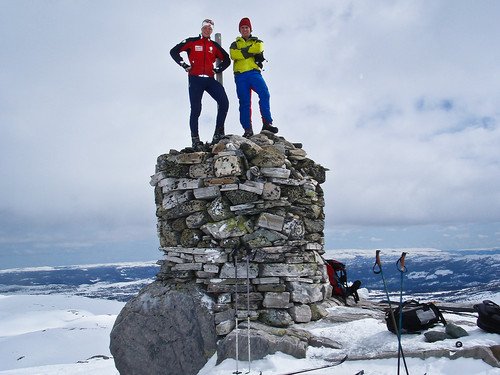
170, 19, 230, 149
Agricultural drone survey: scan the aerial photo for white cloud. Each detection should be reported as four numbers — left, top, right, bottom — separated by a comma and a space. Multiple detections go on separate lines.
1, 0, 500, 267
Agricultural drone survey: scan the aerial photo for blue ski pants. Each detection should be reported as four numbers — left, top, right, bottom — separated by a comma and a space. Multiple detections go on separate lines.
188, 75, 229, 137
234, 70, 273, 130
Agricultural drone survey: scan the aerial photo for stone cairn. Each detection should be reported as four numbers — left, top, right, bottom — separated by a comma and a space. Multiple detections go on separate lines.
149, 132, 330, 336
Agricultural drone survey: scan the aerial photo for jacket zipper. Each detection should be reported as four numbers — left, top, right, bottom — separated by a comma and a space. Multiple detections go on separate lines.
203, 37, 207, 76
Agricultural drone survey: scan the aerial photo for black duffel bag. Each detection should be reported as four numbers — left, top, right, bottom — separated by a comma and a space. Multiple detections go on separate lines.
386, 300, 447, 334
473, 300, 500, 334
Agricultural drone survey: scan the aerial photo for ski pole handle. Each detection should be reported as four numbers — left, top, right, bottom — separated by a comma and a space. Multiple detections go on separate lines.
373, 250, 382, 274
400, 252, 407, 269
397, 252, 408, 273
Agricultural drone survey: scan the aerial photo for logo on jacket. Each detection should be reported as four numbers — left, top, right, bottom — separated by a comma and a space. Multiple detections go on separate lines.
195, 45, 203, 52
209, 46, 213, 53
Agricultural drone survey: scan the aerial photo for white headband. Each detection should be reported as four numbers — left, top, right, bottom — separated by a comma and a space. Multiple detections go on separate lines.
201, 19, 214, 28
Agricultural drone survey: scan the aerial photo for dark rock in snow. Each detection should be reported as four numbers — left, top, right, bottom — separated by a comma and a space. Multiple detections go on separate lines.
424, 330, 451, 342
445, 322, 469, 338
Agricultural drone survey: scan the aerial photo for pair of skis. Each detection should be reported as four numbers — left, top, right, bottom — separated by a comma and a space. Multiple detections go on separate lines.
232, 245, 253, 374
238, 352, 354, 375
275, 355, 349, 375
373, 250, 410, 375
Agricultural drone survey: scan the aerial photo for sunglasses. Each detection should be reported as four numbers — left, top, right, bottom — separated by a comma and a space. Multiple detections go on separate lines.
202, 19, 214, 27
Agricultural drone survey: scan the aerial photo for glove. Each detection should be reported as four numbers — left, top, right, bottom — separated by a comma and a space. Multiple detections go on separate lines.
180, 62, 191, 72
240, 46, 252, 59
254, 53, 265, 69
213, 66, 223, 74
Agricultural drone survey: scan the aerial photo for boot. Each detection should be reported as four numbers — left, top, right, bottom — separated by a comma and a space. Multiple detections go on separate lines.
191, 135, 203, 150
346, 280, 362, 303
211, 127, 225, 144
261, 121, 278, 134
243, 128, 254, 138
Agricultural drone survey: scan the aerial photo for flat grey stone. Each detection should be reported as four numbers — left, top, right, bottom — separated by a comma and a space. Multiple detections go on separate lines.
159, 177, 203, 191
216, 322, 306, 363
289, 304, 312, 323
256, 212, 285, 231
287, 281, 324, 304
260, 263, 319, 278
260, 167, 291, 178
262, 182, 281, 200
214, 155, 243, 177
193, 186, 220, 200
263, 292, 292, 309
162, 190, 194, 210
207, 197, 233, 221
239, 181, 265, 195
201, 217, 248, 240
219, 262, 258, 279
258, 309, 294, 328
249, 146, 285, 168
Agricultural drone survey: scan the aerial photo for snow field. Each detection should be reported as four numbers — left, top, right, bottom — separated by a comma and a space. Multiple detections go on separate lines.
1, 293, 500, 374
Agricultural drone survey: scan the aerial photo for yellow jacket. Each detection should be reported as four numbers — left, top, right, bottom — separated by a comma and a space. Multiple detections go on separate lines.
230, 36, 264, 75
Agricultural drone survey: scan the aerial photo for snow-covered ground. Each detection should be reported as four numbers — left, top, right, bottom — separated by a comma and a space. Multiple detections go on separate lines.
0, 294, 123, 375
201, 352, 499, 375
1, 292, 499, 374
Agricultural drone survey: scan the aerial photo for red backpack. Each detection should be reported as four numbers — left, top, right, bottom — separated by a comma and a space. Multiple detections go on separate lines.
325, 259, 361, 305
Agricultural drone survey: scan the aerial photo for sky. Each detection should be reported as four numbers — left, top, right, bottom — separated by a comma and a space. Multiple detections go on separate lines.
1, 0, 500, 269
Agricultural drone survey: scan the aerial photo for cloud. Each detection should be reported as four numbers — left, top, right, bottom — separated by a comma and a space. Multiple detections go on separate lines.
1, 0, 500, 267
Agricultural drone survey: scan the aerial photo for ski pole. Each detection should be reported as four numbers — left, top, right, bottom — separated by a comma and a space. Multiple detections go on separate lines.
373, 250, 400, 333
396, 252, 408, 375
373, 250, 409, 375
245, 244, 252, 373
232, 247, 241, 375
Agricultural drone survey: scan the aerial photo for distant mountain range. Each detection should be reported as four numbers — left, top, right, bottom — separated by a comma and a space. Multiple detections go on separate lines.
0, 261, 159, 302
1, 249, 498, 303
324, 248, 500, 303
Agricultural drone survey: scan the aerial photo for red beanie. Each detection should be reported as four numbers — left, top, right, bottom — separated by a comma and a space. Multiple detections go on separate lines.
239, 17, 252, 31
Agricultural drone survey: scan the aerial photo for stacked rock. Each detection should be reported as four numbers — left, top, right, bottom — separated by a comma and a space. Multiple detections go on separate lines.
149, 132, 330, 334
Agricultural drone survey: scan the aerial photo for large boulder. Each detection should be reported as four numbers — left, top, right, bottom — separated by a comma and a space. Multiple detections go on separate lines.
110, 281, 217, 375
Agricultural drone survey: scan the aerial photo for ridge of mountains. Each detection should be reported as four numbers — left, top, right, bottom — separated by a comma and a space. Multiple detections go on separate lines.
1, 248, 498, 303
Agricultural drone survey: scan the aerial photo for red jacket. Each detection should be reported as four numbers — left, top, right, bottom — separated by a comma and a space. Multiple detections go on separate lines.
170, 35, 230, 77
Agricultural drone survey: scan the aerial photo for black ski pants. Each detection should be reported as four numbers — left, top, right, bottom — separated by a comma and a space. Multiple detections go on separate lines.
188, 75, 229, 137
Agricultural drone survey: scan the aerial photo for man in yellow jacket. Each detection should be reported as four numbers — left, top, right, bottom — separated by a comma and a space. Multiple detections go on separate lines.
230, 18, 278, 138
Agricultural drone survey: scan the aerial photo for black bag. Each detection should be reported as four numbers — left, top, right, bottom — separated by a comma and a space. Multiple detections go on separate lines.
473, 300, 500, 334
386, 300, 447, 334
